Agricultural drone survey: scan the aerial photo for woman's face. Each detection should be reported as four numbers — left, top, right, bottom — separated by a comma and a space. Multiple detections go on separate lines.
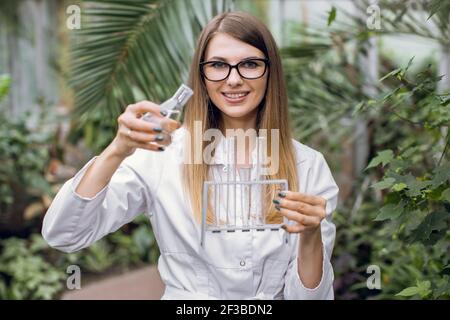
203, 33, 268, 126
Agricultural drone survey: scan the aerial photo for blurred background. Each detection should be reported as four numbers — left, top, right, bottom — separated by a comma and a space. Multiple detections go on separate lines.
0, 0, 449, 300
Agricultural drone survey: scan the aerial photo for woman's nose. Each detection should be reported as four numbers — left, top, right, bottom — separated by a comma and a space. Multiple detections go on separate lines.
226, 68, 243, 86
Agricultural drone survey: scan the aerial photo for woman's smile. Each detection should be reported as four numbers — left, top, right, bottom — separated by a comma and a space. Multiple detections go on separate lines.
221, 91, 250, 104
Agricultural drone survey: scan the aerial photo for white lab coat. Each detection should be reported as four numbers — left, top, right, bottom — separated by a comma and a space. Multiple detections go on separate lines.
42, 127, 339, 300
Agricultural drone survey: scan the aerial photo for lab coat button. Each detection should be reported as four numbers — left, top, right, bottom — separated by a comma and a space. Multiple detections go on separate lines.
240, 260, 246, 267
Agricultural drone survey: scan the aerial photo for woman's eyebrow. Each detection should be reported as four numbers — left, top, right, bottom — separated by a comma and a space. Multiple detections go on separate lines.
207, 56, 263, 61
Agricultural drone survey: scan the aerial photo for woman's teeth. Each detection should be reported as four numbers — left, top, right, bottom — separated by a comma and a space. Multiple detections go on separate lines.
223, 92, 249, 98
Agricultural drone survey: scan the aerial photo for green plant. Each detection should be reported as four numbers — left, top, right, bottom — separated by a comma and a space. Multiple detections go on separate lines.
0, 235, 66, 299
0, 74, 11, 101
0, 213, 161, 299
360, 60, 449, 299
0, 92, 58, 234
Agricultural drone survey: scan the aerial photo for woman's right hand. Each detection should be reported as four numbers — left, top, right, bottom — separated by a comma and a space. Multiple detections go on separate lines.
110, 101, 181, 158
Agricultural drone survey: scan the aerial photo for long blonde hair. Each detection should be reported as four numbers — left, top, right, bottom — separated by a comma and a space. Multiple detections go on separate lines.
182, 11, 299, 224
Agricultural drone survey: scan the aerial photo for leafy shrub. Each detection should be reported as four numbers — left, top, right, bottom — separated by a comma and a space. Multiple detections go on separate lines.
0, 215, 160, 299
0, 235, 65, 299
0, 97, 55, 234
359, 61, 450, 299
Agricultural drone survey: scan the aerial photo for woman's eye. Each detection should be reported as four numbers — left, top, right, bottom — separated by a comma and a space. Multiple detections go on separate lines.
241, 61, 258, 69
211, 62, 227, 69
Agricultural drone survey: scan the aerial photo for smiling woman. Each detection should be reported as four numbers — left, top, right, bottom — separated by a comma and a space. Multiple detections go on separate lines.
200, 33, 269, 129
42, 11, 339, 300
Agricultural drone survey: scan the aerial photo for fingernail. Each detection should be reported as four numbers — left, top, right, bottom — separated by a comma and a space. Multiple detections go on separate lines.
272, 199, 280, 205
158, 146, 165, 151
278, 191, 286, 198
160, 110, 168, 117
154, 127, 163, 133
275, 204, 280, 211
155, 134, 164, 141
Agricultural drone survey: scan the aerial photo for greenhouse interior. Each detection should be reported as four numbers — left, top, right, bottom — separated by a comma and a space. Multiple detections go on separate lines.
0, 0, 449, 301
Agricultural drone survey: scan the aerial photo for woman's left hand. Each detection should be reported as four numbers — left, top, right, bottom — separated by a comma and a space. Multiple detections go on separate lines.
273, 191, 327, 235
274, 191, 327, 288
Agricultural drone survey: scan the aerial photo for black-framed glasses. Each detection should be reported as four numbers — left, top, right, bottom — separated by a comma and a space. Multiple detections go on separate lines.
200, 58, 270, 82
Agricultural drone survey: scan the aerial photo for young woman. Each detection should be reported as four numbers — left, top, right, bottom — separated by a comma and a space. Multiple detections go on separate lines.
42, 11, 339, 300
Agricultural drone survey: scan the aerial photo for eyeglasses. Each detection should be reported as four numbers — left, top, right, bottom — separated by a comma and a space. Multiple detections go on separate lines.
200, 58, 270, 82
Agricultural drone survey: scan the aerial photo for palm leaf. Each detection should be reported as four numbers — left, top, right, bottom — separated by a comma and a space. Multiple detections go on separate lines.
280, 0, 449, 141
342, 0, 450, 45
69, 0, 234, 127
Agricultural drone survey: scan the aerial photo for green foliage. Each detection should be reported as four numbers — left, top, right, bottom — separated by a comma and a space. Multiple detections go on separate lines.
0, 214, 159, 299
351, 0, 450, 45
366, 150, 394, 169
426, 0, 450, 20
0, 81, 57, 233
0, 109, 54, 201
334, 59, 449, 299
0, 74, 11, 101
327, 6, 337, 27
362, 60, 450, 299
0, 235, 66, 299
397, 280, 431, 298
